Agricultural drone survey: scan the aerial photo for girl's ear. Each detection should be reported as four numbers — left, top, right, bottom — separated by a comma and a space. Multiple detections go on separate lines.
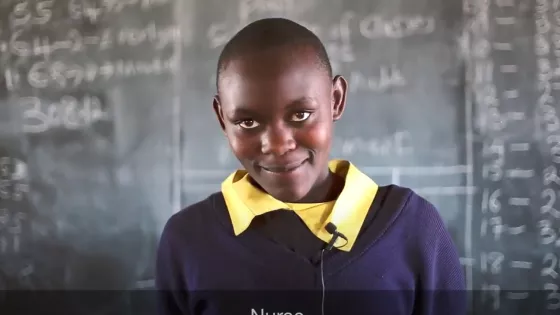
331, 75, 348, 121
213, 95, 226, 133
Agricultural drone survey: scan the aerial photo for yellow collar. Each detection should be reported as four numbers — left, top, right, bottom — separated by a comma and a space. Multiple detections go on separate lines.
220, 159, 378, 251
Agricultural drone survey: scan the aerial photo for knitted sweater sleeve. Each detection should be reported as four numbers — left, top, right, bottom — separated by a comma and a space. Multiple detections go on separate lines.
413, 196, 468, 315
155, 217, 191, 315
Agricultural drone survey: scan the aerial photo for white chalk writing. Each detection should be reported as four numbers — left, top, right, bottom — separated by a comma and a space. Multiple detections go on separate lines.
68, 0, 171, 23
9, 0, 53, 29
0, 157, 29, 201
16, 55, 178, 90
20, 95, 109, 133
359, 14, 435, 39
208, 11, 435, 49
349, 66, 406, 93
543, 253, 559, 279
338, 131, 413, 157
1, 23, 180, 58
237, 0, 295, 23
481, 252, 504, 274
0, 208, 26, 254
538, 219, 560, 246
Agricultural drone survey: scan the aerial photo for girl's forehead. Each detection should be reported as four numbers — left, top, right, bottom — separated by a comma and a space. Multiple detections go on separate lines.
218, 60, 331, 110
218, 47, 331, 96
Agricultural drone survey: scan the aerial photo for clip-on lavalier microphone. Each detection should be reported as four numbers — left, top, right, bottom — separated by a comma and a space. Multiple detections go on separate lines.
320, 222, 349, 315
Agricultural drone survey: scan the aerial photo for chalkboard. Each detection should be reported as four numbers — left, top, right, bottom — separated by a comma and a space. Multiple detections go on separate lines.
0, 0, 181, 313
182, 0, 560, 314
2, 0, 559, 314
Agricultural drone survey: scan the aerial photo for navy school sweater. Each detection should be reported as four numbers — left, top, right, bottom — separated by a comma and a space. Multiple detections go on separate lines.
155, 185, 467, 315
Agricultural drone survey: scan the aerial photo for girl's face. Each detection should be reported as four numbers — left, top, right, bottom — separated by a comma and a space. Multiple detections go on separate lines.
213, 45, 347, 202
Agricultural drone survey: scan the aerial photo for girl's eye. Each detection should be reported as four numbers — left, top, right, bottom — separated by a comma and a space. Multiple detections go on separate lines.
238, 119, 260, 129
292, 112, 311, 122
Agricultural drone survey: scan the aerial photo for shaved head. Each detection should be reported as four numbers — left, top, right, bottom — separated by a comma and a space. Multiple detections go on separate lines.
216, 18, 332, 91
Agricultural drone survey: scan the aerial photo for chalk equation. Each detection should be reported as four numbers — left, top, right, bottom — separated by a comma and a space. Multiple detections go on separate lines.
476, 251, 560, 311
348, 65, 406, 93
537, 11, 560, 311
68, 0, 171, 23
19, 95, 110, 133
463, 0, 560, 312
358, 14, 434, 39
336, 131, 413, 157
208, 4, 435, 48
7, 0, 172, 29
1, 0, 182, 93
1, 22, 180, 58
4, 53, 179, 90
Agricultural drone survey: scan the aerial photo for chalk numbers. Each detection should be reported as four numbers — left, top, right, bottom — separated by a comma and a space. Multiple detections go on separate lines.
481, 252, 505, 274
481, 282, 501, 311
0, 156, 29, 255
542, 253, 559, 279
538, 220, 560, 246
0, 208, 26, 255
0, 157, 28, 201
543, 254, 560, 310
480, 139, 505, 243
9, 0, 53, 29
21, 95, 109, 134
541, 188, 560, 218
541, 167, 560, 312
481, 188, 502, 214
537, 0, 560, 311
482, 139, 505, 182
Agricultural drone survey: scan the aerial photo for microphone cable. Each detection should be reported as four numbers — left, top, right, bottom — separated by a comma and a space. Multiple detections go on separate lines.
319, 229, 348, 315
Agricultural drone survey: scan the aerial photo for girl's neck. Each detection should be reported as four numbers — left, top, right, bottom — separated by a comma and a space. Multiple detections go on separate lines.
297, 170, 344, 203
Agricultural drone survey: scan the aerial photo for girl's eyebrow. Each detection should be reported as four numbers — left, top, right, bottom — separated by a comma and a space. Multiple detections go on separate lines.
286, 97, 318, 108
230, 107, 255, 117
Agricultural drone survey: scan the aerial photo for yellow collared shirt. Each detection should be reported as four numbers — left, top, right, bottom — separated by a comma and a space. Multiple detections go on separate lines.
221, 159, 378, 251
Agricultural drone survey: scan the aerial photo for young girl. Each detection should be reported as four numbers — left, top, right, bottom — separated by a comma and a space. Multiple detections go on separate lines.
156, 17, 466, 315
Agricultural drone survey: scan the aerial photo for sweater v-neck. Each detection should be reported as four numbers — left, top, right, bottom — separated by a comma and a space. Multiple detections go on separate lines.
210, 189, 409, 279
